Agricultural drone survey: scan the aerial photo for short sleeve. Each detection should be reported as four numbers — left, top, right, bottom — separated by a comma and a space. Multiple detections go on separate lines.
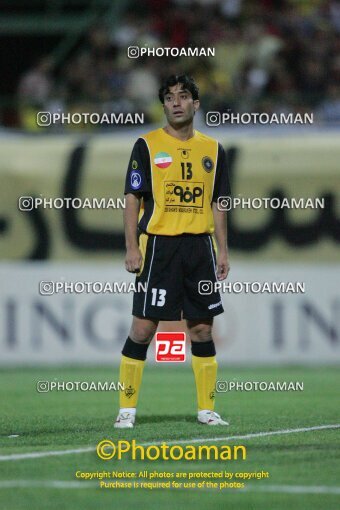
212, 143, 231, 202
124, 138, 151, 195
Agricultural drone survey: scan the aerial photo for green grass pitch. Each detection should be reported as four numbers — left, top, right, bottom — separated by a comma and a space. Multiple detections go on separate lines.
0, 365, 339, 510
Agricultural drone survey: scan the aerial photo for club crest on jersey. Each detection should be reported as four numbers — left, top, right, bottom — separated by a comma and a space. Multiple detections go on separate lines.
178, 149, 190, 159
131, 170, 142, 189
154, 151, 172, 168
202, 156, 214, 173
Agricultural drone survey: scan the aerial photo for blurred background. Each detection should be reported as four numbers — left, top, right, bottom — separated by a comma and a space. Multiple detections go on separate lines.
1, 0, 340, 129
0, 0, 339, 365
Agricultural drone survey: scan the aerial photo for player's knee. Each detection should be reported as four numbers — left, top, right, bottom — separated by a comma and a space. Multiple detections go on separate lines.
129, 319, 157, 344
130, 327, 154, 343
187, 322, 213, 342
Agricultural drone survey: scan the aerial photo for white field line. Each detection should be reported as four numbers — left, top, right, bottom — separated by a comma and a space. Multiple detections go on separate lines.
0, 481, 94, 489
244, 484, 340, 495
0, 480, 340, 495
0, 423, 339, 462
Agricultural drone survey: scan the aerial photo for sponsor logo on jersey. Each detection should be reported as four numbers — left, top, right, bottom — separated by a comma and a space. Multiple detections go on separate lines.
202, 156, 214, 173
132, 160, 138, 169
164, 181, 204, 207
131, 170, 142, 190
154, 151, 173, 168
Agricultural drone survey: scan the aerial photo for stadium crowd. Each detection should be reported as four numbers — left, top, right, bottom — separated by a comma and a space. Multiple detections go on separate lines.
17, 0, 340, 129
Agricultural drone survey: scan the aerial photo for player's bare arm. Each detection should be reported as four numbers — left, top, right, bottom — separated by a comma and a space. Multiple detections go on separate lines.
212, 202, 230, 281
124, 193, 143, 273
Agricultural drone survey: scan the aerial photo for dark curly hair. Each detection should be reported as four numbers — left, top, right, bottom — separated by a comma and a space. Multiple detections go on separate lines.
158, 74, 199, 103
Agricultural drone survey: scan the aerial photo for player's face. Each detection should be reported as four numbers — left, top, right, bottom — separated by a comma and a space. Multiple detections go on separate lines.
163, 84, 200, 126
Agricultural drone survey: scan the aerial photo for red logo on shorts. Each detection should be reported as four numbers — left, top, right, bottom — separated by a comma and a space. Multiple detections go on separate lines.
155, 332, 186, 362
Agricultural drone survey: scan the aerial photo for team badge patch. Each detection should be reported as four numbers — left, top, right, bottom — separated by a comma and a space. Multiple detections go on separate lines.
125, 385, 136, 398
202, 156, 214, 173
131, 170, 142, 190
154, 151, 172, 168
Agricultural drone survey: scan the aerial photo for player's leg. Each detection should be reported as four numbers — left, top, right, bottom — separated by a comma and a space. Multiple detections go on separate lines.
114, 316, 158, 428
115, 234, 183, 428
183, 235, 228, 425
187, 319, 228, 426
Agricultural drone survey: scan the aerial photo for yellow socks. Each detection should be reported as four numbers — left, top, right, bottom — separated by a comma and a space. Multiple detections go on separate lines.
119, 337, 149, 409
119, 354, 145, 408
118, 338, 218, 413
192, 354, 217, 412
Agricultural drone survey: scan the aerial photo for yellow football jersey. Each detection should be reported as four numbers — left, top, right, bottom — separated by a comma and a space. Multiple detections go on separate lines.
124, 127, 229, 236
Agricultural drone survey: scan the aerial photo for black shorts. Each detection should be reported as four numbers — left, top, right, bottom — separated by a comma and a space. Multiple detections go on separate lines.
132, 233, 224, 321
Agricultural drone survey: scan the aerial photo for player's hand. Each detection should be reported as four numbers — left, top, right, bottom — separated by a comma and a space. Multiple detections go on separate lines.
125, 247, 143, 273
216, 250, 230, 281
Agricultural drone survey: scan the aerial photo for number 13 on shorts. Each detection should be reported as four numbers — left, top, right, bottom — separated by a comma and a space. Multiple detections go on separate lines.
151, 288, 167, 307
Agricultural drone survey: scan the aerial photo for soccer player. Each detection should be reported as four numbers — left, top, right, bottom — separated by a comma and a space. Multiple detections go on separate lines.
115, 74, 230, 428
